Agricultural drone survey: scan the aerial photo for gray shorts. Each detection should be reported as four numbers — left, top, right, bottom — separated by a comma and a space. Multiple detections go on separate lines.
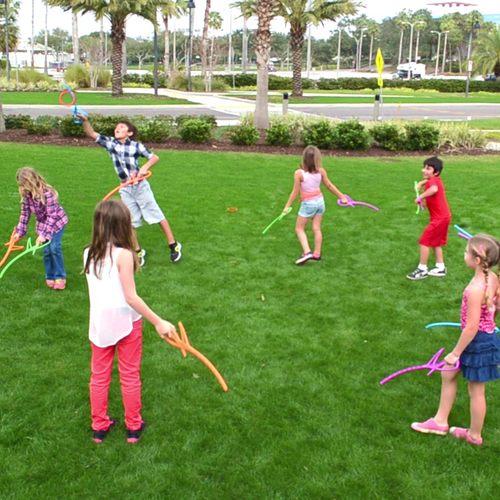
298, 197, 325, 218
119, 180, 165, 228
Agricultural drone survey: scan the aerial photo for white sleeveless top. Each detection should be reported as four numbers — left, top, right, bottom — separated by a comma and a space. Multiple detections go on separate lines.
300, 171, 323, 201
84, 246, 141, 347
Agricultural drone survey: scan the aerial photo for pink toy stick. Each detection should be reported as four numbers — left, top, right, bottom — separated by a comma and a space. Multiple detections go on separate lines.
380, 348, 460, 385
337, 194, 379, 212
458, 232, 470, 240
416, 196, 424, 212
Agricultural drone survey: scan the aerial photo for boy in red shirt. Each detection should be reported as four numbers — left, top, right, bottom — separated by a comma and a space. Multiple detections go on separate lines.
407, 157, 451, 280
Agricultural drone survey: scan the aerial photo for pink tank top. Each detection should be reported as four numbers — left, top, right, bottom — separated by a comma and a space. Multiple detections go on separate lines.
460, 282, 497, 333
300, 171, 322, 201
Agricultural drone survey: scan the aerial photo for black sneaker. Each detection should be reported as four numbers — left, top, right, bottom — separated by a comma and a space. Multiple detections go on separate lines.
406, 268, 428, 280
137, 249, 146, 267
428, 267, 446, 277
93, 418, 117, 444
127, 421, 147, 444
170, 242, 182, 263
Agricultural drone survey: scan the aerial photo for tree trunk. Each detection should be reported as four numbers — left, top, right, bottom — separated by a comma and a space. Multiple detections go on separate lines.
442, 33, 447, 73
254, 0, 276, 129
122, 21, 127, 75
201, 0, 211, 77
44, 4, 48, 75
73, 11, 80, 64
100, 19, 104, 66
414, 32, 420, 62
398, 30, 403, 66
242, 17, 248, 74
111, 21, 126, 96
163, 15, 170, 75
290, 25, 305, 97
369, 35, 373, 71
0, 91, 5, 133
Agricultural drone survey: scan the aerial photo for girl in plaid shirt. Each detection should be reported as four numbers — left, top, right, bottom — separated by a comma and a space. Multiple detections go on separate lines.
13, 168, 68, 289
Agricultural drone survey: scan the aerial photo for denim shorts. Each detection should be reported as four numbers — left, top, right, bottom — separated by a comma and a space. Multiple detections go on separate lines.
298, 197, 325, 218
119, 180, 165, 228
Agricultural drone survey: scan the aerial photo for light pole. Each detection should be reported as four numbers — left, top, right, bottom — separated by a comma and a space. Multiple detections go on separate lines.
187, 0, 195, 92
465, 21, 480, 98
153, 27, 158, 98
333, 28, 342, 79
401, 21, 424, 78
0, 0, 10, 82
430, 30, 444, 77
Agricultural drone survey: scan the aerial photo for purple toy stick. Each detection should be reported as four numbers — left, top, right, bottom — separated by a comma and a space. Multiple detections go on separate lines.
380, 348, 460, 385
458, 232, 471, 240
337, 194, 379, 212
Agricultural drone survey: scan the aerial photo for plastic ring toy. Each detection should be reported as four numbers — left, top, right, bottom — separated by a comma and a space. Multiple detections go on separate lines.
59, 90, 76, 107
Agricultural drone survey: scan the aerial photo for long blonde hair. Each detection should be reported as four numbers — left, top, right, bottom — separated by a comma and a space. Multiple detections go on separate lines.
468, 234, 500, 311
300, 145, 322, 173
16, 167, 57, 205
84, 200, 139, 278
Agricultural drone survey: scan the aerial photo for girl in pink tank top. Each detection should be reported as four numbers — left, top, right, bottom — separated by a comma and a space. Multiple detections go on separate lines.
283, 146, 347, 265
411, 234, 500, 445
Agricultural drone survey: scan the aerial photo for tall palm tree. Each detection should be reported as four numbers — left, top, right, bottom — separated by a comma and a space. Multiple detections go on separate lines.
395, 10, 410, 66
412, 17, 426, 63
201, 0, 211, 76
277, 0, 358, 97
72, 11, 80, 63
439, 14, 455, 73
231, 0, 257, 74
366, 19, 378, 71
161, 0, 187, 75
254, 0, 279, 128
208, 11, 223, 74
47, 0, 159, 96
474, 27, 500, 77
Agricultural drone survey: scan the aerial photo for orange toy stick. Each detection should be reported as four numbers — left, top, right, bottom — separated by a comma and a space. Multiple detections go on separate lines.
165, 323, 228, 392
102, 171, 152, 201
0, 230, 25, 269
171, 327, 187, 358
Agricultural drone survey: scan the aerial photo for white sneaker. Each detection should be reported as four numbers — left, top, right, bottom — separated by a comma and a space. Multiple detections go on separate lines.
137, 249, 146, 267
406, 268, 428, 280
428, 267, 446, 277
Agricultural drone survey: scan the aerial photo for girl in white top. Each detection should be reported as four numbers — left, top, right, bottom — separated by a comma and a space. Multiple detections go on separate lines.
84, 200, 175, 444
283, 145, 347, 265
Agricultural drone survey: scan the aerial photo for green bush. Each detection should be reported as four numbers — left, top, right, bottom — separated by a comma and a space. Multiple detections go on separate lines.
199, 114, 218, 128
137, 119, 171, 143
64, 65, 89, 87
97, 69, 112, 88
178, 119, 212, 143
333, 120, 371, 151
209, 78, 229, 92
229, 124, 260, 146
404, 122, 440, 151
142, 72, 167, 88
60, 115, 87, 137
265, 122, 294, 147
25, 121, 52, 135
17, 69, 54, 85
369, 123, 406, 151
301, 120, 336, 149
5, 114, 33, 129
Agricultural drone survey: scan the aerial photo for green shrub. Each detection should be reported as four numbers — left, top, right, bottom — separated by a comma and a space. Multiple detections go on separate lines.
301, 119, 336, 149
64, 65, 89, 87
209, 77, 229, 92
199, 114, 218, 128
142, 72, 167, 88
175, 114, 198, 127
369, 123, 406, 151
137, 119, 171, 143
26, 121, 52, 135
265, 122, 294, 147
404, 122, 440, 151
179, 119, 212, 143
60, 115, 87, 137
5, 114, 33, 129
229, 124, 259, 146
17, 69, 54, 85
333, 120, 371, 151
97, 69, 112, 88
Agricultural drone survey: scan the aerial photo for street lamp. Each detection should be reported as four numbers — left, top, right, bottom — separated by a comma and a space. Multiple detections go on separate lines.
187, 0, 195, 92
430, 30, 448, 77
0, 0, 10, 82
402, 21, 425, 79
465, 21, 480, 98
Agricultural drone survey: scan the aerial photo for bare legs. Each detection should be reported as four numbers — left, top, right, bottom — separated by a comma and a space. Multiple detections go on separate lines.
433, 368, 459, 427
132, 219, 175, 252
295, 215, 323, 255
419, 245, 444, 266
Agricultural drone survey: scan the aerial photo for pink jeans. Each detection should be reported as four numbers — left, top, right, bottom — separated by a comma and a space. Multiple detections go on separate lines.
90, 319, 143, 431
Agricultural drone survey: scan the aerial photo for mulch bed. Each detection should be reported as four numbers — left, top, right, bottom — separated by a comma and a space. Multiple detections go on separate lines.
0, 129, 497, 157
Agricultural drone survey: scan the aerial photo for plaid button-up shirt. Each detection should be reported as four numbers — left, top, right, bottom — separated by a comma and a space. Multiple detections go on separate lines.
96, 135, 154, 182
16, 190, 68, 241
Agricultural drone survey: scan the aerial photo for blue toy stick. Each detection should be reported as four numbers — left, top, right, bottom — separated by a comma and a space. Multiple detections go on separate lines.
454, 224, 473, 239
0, 238, 50, 279
426, 322, 499, 334
62, 82, 88, 124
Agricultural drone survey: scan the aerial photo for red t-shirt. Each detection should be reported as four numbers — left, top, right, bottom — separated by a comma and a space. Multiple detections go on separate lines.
425, 177, 451, 220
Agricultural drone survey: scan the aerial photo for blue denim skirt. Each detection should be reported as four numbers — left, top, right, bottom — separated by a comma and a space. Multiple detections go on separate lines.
461, 331, 500, 382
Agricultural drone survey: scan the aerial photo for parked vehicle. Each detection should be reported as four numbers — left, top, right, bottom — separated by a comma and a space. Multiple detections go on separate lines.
485, 74, 498, 82
395, 63, 426, 79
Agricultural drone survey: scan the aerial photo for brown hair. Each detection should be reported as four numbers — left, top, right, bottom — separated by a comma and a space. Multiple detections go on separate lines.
84, 200, 139, 278
16, 167, 57, 204
117, 120, 138, 141
468, 234, 500, 311
300, 145, 322, 173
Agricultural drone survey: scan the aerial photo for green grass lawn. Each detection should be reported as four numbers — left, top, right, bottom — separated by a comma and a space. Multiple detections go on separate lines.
1, 92, 197, 106
227, 89, 500, 105
2, 145, 500, 499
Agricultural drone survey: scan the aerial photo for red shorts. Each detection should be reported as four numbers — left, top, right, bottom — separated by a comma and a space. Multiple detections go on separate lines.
419, 217, 451, 247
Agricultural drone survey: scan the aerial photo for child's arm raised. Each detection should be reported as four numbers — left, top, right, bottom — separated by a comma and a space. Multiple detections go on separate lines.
78, 114, 98, 140
320, 168, 348, 204
283, 169, 302, 213
117, 249, 176, 339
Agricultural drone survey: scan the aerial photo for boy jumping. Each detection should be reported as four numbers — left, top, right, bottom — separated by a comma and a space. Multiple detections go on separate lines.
80, 116, 181, 265
407, 157, 451, 280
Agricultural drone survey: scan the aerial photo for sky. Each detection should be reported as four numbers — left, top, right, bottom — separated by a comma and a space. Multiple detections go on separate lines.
17, 0, 499, 42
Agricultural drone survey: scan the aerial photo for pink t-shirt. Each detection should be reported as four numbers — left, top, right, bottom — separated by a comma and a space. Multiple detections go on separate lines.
460, 282, 497, 333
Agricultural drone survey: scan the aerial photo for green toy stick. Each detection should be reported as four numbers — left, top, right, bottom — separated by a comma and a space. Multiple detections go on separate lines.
414, 181, 424, 215
262, 207, 292, 234
0, 238, 50, 279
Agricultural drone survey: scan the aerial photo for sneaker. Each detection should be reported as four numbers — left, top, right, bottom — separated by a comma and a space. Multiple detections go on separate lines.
411, 418, 449, 436
428, 267, 447, 277
127, 421, 147, 444
46, 280, 55, 288
170, 242, 182, 263
137, 249, 146, 267
296, 252, 313, 265
406, 268, 428, 280
449, 426, 483, 445
311, 253, 321, 261
93, 418, 117, 444
53, 279, 66, 290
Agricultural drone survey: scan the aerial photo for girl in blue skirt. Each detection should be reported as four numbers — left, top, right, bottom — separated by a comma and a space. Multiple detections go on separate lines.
411, 234, 500, 445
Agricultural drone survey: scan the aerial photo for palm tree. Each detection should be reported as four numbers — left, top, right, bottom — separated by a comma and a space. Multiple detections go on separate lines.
254, 0, 279, 128
161, 0, 187, 75
413, 17, 427, 63
231, 0, 257, 74
47, 0, 159, 96
201, 0, 212, 76
72, 11, 80, 64
395, 10, 410, 66
277, 0, 358, 97
366, 19, 379, 71
208, 11, 223, 75
474, 27, 500, 77
352, 14, 369, 71
440, 14, 455, 73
